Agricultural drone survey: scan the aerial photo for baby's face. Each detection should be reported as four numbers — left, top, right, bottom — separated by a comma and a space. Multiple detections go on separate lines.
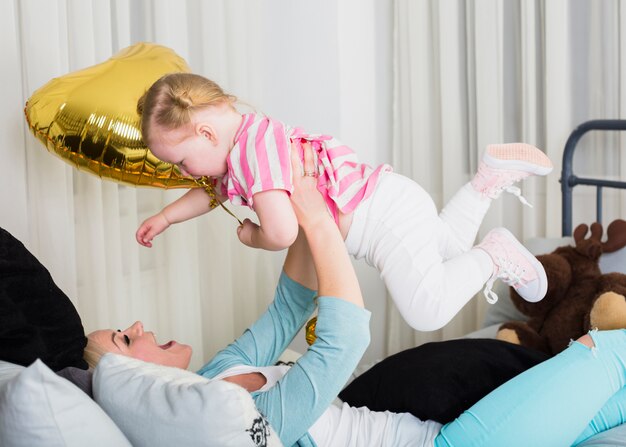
149, 124, 229, 178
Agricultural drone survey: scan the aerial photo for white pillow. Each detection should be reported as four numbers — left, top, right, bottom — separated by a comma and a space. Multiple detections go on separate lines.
93, 353, 283, 447
0, 360, 23, 382
599, 245, 626, 275
0, 359, 131, 447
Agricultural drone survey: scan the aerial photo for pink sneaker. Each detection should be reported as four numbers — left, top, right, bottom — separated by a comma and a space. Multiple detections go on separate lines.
476, 228, 547, 304
471, 143, 553, 207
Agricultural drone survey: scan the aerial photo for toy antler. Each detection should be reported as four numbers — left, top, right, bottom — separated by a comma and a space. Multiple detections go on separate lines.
573, 223, 589, 244
602, 219, 626, 253
573, 219, 626, 256
573, 222, 603, 260
573, 223, 603, 244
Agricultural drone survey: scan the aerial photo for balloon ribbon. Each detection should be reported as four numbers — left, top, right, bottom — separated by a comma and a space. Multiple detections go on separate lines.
194, 176, 243, 226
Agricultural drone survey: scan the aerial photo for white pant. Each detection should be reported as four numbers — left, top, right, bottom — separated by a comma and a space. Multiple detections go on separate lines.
345, 173, 493, 331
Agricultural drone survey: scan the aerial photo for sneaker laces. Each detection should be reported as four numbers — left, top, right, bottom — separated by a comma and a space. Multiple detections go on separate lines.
482, 256, 528, 304
502, 185, 533, 207
473, 165, 534, 207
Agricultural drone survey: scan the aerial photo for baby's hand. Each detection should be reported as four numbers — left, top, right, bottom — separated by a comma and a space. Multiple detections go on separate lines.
136, 212, 171, 247
236, 218, 260, 248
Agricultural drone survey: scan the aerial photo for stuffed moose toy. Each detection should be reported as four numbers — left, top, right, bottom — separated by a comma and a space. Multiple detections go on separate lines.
496, 219, 626, 356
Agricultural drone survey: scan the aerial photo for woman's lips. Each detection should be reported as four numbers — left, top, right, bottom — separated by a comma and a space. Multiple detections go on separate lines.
159, 341, 175, 350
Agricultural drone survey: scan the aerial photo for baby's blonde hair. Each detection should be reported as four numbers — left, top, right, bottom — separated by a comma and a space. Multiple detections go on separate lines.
137, 73, 237, 146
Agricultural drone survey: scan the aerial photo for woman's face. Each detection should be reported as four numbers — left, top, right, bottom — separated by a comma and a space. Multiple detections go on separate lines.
89, 321, 192, 369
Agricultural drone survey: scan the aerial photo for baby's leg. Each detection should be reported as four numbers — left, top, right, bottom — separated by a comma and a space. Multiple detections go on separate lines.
346, 173, 494, 331
437, 183, 490, 258
433, 330, 626, 447
347, 173, 546, 330
439, 143, 553, 259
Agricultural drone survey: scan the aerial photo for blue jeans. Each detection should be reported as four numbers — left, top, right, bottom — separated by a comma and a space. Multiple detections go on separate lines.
434, 329, 626, 447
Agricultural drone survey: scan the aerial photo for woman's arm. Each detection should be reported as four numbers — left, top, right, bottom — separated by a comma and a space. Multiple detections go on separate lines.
252, 144, 370, 445
197, 270, 317, 375
290, 146, 362, 308
237, 190, 299, 251
283, 226, 317, 291
200, 142, 370, 445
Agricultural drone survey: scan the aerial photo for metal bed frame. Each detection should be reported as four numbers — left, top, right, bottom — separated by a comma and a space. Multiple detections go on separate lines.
561, 119, 626, 236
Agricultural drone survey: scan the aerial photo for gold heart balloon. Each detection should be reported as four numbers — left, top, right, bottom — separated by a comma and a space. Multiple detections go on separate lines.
25, 42, 241, 223
25, 42, 194, 189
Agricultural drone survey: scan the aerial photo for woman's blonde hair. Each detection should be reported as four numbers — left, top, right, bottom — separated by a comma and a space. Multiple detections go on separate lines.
83, 336, 110, 370
137, 73, 236, 146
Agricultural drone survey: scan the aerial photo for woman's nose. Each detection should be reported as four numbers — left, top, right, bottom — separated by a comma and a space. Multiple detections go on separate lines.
130, 321, 144, 335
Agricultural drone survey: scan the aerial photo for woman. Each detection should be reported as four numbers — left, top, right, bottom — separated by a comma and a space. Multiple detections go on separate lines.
87, 143, 626, 447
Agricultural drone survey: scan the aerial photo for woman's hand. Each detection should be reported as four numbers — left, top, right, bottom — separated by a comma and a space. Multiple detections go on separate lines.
289, 142, 330, 231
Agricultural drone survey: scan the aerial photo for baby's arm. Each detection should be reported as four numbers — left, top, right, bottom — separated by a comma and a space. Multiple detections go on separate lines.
237, 190, 298, 251
136, 188, 215, 247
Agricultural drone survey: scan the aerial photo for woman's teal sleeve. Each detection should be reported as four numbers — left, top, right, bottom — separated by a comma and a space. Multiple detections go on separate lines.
197, 271, 317, 376
253, 297, 371, 446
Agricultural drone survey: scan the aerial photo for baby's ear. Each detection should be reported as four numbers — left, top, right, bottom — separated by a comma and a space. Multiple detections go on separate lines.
198, 123, 217, 144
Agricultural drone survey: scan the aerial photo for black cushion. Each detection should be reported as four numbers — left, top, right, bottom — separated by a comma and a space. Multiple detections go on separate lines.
339, 338, 549, 424
0, 227, 87, 371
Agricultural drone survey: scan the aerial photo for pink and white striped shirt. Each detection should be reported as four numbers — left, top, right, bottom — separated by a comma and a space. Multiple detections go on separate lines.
216, 113, 392, 223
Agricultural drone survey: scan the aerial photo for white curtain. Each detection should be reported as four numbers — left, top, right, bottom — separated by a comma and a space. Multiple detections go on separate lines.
1, 0, 393, 369
2, 0, 624, 368
389, 0, 626, 353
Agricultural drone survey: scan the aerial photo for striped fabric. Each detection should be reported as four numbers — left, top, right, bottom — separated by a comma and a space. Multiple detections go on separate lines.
217, 113, 392, 223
